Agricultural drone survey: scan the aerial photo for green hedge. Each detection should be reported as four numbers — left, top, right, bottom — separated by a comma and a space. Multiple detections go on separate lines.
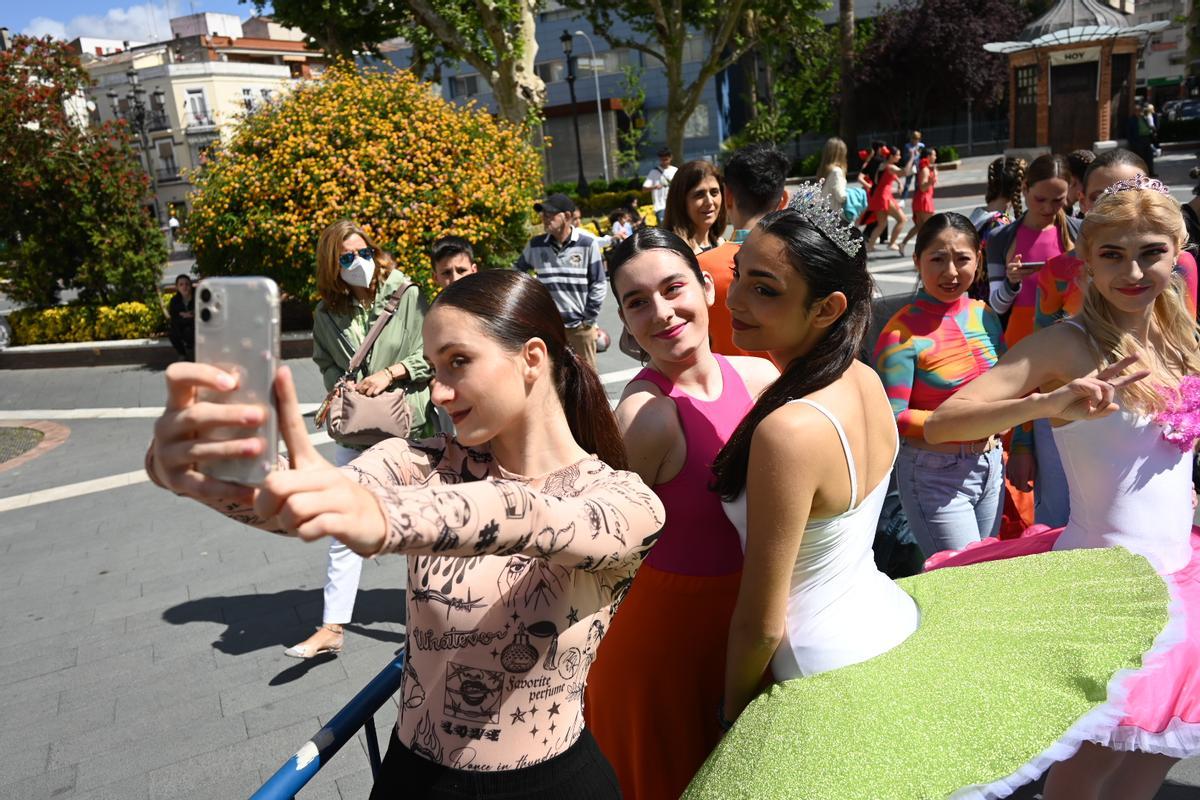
9, 300, 167, 345
938, 145, 960, 162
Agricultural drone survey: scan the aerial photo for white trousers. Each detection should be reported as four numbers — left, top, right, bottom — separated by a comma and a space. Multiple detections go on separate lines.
323, 445, 364, 624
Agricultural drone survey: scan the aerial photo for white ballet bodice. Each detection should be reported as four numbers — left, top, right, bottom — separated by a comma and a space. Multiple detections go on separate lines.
723, 399, 919, 680
1052, 409, 1193, 574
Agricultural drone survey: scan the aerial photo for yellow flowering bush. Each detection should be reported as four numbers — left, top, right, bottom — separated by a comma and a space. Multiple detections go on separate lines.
9, 301, 166, 345
185, 65, 542, 297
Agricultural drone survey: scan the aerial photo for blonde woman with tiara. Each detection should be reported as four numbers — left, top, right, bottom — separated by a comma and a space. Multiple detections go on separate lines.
926, 176, 1200, 798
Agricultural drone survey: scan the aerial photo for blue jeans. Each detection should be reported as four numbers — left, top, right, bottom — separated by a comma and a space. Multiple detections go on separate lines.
1032, 418, 1070, 527
895, 442, 1005, 558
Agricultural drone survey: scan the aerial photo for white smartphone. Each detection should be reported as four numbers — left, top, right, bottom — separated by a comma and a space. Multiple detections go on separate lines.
194, 277, 280, 486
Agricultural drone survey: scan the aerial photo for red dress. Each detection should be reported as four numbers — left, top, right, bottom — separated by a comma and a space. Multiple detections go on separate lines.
911, 160, 936, 214
867, 168, 897, 212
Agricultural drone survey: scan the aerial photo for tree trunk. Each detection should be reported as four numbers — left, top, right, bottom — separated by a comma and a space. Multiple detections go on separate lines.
488, 1, 545, 126
838, 0, 856, 148
664, 54, 688, 159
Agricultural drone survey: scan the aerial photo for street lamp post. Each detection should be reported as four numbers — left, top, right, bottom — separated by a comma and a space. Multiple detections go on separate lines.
559, 30, 590, 198
107, 68, 166, 223
572, 30, 609, 184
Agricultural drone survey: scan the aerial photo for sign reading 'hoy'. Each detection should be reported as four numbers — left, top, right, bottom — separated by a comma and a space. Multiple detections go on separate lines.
1049, 46, 1101, 66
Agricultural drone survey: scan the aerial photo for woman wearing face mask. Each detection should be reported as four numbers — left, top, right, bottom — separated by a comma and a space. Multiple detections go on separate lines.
585, 228, 777, 800
286, 219, 435, 660
145, 270, 663, 798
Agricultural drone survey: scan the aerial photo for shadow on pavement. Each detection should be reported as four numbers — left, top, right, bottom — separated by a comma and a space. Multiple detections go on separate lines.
161, 587, 408, 656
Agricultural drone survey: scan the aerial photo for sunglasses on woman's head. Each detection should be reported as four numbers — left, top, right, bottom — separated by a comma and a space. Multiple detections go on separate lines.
339, 247, 374, 268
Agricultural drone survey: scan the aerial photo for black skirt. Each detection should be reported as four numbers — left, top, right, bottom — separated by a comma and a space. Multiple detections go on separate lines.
369, 726, 621, 799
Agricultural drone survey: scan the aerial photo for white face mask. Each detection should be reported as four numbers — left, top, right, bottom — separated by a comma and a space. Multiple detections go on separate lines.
341, 255, 375, 288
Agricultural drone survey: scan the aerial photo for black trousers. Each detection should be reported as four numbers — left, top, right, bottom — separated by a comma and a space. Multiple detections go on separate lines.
369, 727, 622, 800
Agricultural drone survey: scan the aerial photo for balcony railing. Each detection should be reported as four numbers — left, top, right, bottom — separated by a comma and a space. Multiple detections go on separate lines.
185, 113, 216, 131
156, 167, 183, 183
147, 111, 170, 132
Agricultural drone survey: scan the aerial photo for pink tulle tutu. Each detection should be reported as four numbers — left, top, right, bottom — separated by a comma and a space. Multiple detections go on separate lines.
927, 526, 1200, 757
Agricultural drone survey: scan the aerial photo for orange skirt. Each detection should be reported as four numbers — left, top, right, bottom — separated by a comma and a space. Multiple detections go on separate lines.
585, 563, 741, 800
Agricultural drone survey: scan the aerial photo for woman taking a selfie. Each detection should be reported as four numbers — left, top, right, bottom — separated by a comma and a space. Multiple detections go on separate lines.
145, 270, 664, 798
287, 219, 435, 660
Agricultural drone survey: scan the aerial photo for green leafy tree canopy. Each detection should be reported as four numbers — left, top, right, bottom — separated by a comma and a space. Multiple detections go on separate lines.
0, 35, 166, 308
184, 65, 542, 298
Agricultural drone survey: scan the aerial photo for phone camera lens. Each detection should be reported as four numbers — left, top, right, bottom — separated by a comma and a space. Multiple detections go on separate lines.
200, 308, 212, 323
199, 288, 212, 303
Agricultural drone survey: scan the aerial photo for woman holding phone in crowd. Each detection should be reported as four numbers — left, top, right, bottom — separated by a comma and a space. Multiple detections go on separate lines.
585, 228, 777, 799
146, 269, 666, 798
984, 154, 1081, 528
286, 220, 435, 660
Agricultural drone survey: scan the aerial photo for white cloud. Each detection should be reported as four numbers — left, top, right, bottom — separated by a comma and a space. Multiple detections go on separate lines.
21, 2, 183, 43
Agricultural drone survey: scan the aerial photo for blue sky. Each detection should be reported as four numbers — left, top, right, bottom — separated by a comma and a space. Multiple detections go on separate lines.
14, 0, 274, 42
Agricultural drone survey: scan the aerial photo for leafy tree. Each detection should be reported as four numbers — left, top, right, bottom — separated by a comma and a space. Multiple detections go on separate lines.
184, 65, 541, 298
854, 0, 1027, 130
250, 0, 544, 125
563, 0, 824, 158
0, 35, 166, 308
615, 66, 653, 176
251, 0, 406, 59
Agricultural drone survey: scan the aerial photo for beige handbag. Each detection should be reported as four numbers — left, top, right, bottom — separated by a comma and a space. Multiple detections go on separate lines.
315, 283, 416, 447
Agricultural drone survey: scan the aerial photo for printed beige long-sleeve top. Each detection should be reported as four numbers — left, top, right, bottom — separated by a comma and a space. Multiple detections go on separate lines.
341, 435, 664, 771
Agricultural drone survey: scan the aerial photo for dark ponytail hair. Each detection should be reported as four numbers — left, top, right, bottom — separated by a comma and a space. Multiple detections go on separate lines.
711, 210, 873, 500
433, 271, 628, 470
607, 226, 704, 295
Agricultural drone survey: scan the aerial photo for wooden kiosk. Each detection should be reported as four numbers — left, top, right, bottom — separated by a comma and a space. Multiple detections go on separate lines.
985, 0, 1168, 154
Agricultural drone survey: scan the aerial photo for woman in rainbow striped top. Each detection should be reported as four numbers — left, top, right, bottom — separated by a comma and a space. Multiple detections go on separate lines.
874, 212, 1006, 556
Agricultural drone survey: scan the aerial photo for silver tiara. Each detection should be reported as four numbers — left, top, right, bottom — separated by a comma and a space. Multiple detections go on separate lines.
786, 180, 863, 258
1100, 173, 1172, 199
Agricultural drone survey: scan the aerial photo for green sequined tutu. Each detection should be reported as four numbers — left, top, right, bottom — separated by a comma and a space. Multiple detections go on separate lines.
683, 547, 1170, 800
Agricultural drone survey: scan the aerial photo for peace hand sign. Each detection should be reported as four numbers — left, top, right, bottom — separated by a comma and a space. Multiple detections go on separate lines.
1045, 354, 1150, 422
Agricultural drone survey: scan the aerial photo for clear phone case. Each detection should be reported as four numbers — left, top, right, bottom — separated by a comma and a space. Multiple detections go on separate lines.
194, 277, 280, 486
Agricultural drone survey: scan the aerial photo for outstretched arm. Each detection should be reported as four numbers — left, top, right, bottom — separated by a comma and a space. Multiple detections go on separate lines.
925, 327, 1147, 443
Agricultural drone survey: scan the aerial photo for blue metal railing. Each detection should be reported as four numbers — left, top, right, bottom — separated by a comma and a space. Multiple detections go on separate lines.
252, 651, 406, 800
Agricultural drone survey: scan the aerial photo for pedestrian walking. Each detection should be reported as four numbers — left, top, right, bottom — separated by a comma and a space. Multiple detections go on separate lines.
286, 219, 434, 660
898, 148, 938, 254
864, 146, 907, 252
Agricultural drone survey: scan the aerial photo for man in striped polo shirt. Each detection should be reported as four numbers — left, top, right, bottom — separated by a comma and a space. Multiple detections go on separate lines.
515, 193, 606, 369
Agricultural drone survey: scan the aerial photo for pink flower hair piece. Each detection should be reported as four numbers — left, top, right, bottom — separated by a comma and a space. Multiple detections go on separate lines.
1155, 375, 1200, 453
1100, 174, 1172, 199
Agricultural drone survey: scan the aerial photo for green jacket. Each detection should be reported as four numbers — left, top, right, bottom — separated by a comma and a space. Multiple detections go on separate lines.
312, 269, 435, 441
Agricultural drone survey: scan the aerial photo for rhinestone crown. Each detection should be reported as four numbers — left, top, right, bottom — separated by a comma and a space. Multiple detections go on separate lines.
1100, 173, 1171, 199
785, 180, 864, 258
